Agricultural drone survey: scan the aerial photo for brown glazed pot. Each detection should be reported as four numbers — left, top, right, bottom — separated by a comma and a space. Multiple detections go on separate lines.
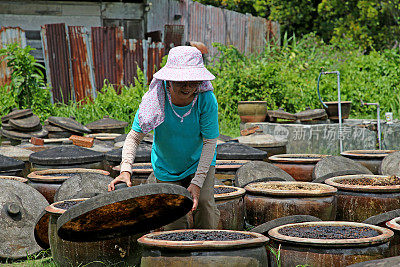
0, 175, 28, 183
268, 221, 393, 267
325, 175, 400, 222
110, 163, 151, 185
215, 160, 249, 186
214, 185, 246, 230
341, 150, 397, 174
27, 168, 110, 203
46, 199, 142, 267
244, 181, 337, 226
269, 154, 328, 182
323, 101, 352, 121
386, 217, 400, 257
237, 101, 268, 123
138, 229, 269, 267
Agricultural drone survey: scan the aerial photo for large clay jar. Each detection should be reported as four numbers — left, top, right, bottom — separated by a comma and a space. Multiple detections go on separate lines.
138, 229, 269, 267
27, 168, 109, 203
244, 181, 337, 226
43, 199, 142, 266
341, 150, 397, 174
325, 174, 400, 222
214, 185, 246, 230
238, 101, 268, 123
269, 154, 327, 182
386, 217, 400, 257
268, 221, 393, 267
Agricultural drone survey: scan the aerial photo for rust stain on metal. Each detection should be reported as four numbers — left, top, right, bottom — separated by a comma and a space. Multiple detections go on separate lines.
123, 39, 144, 86
42, 23, 72, 104
146, 42, 165, 83
91, 27, 124, 93
68, 26, 94, 103
164, 25, 184, 53
0, 27, 27, 87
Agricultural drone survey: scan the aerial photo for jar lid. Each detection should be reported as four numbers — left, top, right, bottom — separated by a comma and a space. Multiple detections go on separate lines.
48, 116, 91, 134
54, 172, 113, 202
0, 154, 25, 171
9, 114, 41, 131
217, 142, 268, 161
106, 142, 152, 163
0, 179, 49, 259
1, 127, 48, 140
1, 109, 32, 123
267, 108, 296, 120
295, 108, 327, 121
29, 145, 104, 165
86, 116, 128, 131
313, 156, 372, 180
56, 183, 193, 242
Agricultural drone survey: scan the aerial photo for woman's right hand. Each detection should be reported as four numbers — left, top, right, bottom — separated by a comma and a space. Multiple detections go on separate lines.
108, 171, 132, 191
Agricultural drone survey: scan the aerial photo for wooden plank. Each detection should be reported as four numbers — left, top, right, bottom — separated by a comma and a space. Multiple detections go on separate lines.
101, 2, 144, 20
0, 2, 61, 15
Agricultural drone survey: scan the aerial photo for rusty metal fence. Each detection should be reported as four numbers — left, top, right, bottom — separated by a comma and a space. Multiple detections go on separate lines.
41, 24, 165, 104
0, 27, 26, 86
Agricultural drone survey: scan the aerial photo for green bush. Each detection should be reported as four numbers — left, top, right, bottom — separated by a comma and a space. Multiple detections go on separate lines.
209, 34, 400, 136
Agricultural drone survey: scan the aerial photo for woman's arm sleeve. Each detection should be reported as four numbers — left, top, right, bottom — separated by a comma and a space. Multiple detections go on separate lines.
120, 129, 146, 174
191, 137, 217, 188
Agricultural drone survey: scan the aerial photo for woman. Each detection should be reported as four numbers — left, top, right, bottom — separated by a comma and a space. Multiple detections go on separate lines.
108, 46, 220, 229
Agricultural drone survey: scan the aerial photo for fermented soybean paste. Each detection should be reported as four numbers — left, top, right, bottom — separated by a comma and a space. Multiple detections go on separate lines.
152, 231, 253, 241
54, 200, 84, 210
278, 225, 379, 239
214, 187, 237, 194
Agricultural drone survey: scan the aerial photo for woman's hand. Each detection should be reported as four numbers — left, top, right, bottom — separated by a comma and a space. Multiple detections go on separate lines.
187, 183, 201, 211
108, 172, 132, 191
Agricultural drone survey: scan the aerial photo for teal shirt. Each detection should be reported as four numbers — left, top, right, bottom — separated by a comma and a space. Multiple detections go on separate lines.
132, 90, 219, 182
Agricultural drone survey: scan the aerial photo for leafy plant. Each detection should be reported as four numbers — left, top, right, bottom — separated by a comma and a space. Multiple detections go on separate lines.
0, 43, 49, 108
268, 244, 282, 267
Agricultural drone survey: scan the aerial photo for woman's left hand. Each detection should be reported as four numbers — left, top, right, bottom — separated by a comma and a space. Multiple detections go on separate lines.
187, 183, 201, 211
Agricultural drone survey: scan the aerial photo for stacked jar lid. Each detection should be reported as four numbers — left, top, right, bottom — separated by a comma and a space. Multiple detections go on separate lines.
1, 109, 48, 141
44, 116, 91, 139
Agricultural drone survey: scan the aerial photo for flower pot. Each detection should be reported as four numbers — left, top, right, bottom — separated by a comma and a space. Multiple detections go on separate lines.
238, 101, 268, 123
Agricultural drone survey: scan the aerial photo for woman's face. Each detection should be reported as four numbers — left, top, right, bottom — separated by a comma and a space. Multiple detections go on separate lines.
169, 81, 202, 101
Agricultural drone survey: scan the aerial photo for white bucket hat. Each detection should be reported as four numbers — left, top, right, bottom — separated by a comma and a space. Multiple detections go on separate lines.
153, 46, 215, 81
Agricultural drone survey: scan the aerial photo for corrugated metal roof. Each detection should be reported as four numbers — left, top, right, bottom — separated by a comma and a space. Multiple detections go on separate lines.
0, 27, 26, 86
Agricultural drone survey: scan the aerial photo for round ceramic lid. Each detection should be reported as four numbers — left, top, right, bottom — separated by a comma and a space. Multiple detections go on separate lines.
44, 124, 72, 132
1, 128, 48, 140
56, 183, 193, 242
1, 123, 14, 130
1, 109, 32, 123
54, 172, 113, 202
85, 116, 128, 131
269, 154, 327, 164
380, 151, 400, 176
0, 179, 49, 259
0, 146, 34, 162
217, 142, 268, 160
267, 108, 296, 120
313, 156, 372, 180
114, 133, 127, 143
295, 108, 327, 121
0, 154, 25, 171
47, 116, 91, 134
106, 142, 152, 163
237, 134, 287, 148
9, 115, 41, 131
341, 150, 397, 159
29, 145, 104, 165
